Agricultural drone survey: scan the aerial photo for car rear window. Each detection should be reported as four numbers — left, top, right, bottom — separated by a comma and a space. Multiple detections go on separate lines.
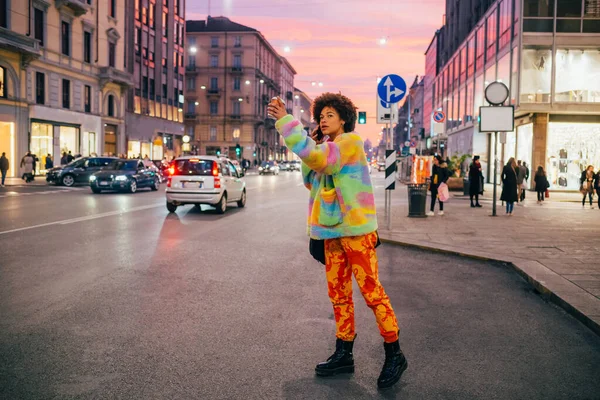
173, 159, 215, 176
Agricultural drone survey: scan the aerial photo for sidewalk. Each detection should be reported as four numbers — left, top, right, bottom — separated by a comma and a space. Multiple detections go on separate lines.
378, 184, 600, 336
2, 176, 48, 186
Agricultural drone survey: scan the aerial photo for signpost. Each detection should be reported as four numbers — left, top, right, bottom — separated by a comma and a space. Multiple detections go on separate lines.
377, 74, 406, 230
479, 81, 513, 217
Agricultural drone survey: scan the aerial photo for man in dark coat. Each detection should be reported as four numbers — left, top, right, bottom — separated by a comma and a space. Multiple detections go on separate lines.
501, 158, 518, 215
468, 155, 483, 208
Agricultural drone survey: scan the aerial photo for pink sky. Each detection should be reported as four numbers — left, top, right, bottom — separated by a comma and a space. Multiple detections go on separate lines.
188, 0, 445, 144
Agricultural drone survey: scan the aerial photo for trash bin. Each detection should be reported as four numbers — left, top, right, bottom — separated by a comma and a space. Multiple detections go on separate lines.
407, 183, 428, 218
463, 178, 470, 196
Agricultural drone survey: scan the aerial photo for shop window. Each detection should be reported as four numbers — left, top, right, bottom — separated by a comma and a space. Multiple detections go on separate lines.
520, 48, 552, 103
61, 21, 70, 56
30, 123, 53, 173
34, 8, 44, 47
555, 49, 600, 103
516, 124, 533, 173
546, 122, 600, 190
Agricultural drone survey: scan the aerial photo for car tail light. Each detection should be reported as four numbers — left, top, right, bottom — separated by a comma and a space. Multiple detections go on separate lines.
212, 161, 221, 188
168, 165, 175, 175
167, 177, 172, 188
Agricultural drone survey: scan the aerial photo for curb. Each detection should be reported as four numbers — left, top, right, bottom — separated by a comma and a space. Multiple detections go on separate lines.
378, 234, 600, 338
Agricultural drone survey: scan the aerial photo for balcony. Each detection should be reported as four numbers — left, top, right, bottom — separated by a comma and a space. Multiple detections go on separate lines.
185, 65, 197, 74
231, 66, 243, 74
0, 27, 40, 67
230, 115, 241, 120
207, 88, 221, 97
98, 67, 134, 89
55, 0, 91, 16
185, 112, 197, 120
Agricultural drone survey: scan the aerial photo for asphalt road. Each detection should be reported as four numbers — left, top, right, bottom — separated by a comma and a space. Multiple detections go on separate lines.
1, 171, 599, 400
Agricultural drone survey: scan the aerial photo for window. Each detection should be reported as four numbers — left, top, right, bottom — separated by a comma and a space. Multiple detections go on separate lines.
84, 85, 91, 112
497, 53, 511, 93
232, 101, 240, 115
110, 0, 116, 18
61, 21, 70, 56
34, 8, 44, 47
233, 77, 241, 91
186, 77, 195, 90
0, 0, 7, 28
558, 0, 582, 17
521, 47, 552, 103
499, 0, 512, 49
109, 43, 116, 67
35, 72, 45, 104
555, 49, 600, 103
108, 95, 115, 117
149, 4, 155, 28
210, 126, 217, 141
486, 10, 497, 62
459, 47, 466, 84
162, 83, 167, 98
467, 37, 475, 77
211, 37, 219, 48
210, 101, 218, 115
162, 12, 168, 37
210, 55, 218, 68
233, 55, 241, 68
585, 0, 600, 18
62, 79, 70, 109
143, 77, 149, 96
476, 26, 485, 70
150, 79, 155, 97
135, 0, 140, 20
465, 82, 474, 123
234, 36, 242, 47
210, 77, 218, 90
84, 32, 92, 63
523, 0, 555, 32
187, 102, 194, 113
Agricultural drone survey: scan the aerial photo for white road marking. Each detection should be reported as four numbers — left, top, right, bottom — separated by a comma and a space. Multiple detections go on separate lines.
0, 203, 163, 236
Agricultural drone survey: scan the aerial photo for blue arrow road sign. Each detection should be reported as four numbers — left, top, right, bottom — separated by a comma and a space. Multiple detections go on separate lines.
377, 74, 406, 104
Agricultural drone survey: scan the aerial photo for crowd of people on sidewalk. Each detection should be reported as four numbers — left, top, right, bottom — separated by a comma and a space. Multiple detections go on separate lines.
426, 154, 599, 216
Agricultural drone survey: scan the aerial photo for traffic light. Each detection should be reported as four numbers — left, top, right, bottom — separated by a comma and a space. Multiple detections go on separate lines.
358, 111, 366, 124
235, 144, 241, 157
216, 148, 221, 157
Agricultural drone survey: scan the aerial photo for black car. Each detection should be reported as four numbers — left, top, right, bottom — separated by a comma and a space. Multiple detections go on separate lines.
90, 159, 161, 193
46, 157, 117, 187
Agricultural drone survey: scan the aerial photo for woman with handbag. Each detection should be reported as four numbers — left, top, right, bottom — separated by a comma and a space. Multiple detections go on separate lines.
268, 93, 407, 389
534, 166, 549, 205
427, 155, 450, 216
500, 158, 518, 215
468, 155, 483, 208
580, 166, 595, 208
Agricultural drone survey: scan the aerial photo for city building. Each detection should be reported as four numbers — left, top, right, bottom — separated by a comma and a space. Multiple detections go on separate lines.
292, 88, 314, 130
423, 0, 600, 190
185, 16, 296, 164
0, 0, 133, 177
124, 0, 186, 161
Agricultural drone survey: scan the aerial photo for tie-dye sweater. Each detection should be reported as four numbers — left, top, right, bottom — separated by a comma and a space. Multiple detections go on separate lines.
275, 114, 377, 240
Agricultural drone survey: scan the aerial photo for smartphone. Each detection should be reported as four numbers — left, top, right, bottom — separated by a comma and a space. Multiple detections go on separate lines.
315, 127, 324, 141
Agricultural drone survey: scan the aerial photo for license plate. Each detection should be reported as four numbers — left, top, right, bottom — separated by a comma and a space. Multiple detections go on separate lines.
99, 181, 109, 186
182, 182, 202, 189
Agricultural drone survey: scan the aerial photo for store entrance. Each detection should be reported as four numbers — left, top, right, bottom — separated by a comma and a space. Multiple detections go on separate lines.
30, 122, 53, 173
0, 121, 15, 177
104, 125, 117, 156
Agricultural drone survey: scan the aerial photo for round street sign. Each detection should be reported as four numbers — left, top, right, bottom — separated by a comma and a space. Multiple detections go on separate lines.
485, 81, 509, 105
433, 111, 446, 123
377, 74, 407, 105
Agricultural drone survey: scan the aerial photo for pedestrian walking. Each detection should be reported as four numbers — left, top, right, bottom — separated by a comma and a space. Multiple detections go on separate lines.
501, 157, 518, 215
534, 166, 549, 205
580, 165, 595, 209
45, 154, 54, 170
31, 153, 38, 179
427, 155, 450, 216
521, 162, 530, 202
67, 151, 74, 163
516, 160, 526, 204
60, 152, 68, 165
0, 152, 9, 187
269, 93, 408, 389
468, 155, 483, 208
20, 152, 34, 183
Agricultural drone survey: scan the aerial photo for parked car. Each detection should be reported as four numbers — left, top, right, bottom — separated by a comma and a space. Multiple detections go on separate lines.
89, 159, 161, 193
288, 160, 301, 171
279, 161, 290, 171
258, 161, 280, 175
165, 156, 246, 214
46, 157, 117, 187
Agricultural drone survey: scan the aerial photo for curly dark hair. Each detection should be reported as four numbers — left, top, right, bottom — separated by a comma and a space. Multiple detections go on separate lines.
311, 92, 358, 133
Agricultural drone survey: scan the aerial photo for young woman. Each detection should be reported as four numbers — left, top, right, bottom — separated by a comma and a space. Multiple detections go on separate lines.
501, 157, 518, 215
468, 155, 483, 208
268, 93, 407, 389
534, 166, 549, 205
427, 156, 450, 216
580, 165, 595, 208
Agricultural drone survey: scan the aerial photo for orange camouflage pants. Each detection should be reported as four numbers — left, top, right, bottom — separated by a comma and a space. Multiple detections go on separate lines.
324, 232, 399, 343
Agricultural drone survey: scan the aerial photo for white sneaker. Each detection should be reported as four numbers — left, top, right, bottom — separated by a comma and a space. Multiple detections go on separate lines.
426, 211, 435, 216
438, 211, 444, 216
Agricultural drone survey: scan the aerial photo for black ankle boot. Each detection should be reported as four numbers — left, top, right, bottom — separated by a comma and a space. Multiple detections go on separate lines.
377, 340, 407, 389
315, 337, 355, 377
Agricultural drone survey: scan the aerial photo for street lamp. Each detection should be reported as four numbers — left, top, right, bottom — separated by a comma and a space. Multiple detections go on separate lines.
194, 101, 199, 106
200, 85, 206, 90
245, 80, 251, 85
283, 46, 291, 53
189, 46, 197, 54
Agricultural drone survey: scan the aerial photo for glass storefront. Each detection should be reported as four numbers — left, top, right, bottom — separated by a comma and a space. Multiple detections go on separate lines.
555, 49, 600, 103
30, 122, 53, 174
60, 126, 79, 156
82, 132, 97, 156
546, 122, 600, 190
516, 123, 533, 172
127, 140, 154, 159
521, 47, 552, 103
104, 125, 117, 156
0, 121, 15, 176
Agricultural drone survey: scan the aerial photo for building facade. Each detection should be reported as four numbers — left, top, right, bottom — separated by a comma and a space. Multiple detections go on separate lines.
0, 0, 133, 177
185, 16, 296, 164
425, 0, 600, 190
124, 0, 185, 161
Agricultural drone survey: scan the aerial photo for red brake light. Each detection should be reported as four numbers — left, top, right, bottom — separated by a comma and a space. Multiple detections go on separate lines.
167, 177, 172, 188
168, 166, 175, 175
212, 161, 219, 177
